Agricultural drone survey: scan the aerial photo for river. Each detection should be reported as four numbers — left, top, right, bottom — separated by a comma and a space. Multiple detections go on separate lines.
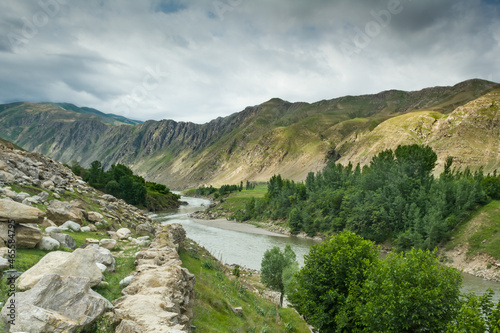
151, 195, 500, 300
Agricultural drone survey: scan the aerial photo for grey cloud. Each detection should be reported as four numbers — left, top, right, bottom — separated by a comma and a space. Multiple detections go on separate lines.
0, 0, 498, 123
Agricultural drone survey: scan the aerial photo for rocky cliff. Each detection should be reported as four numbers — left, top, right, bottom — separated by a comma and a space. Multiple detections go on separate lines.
0, 79, 499, 188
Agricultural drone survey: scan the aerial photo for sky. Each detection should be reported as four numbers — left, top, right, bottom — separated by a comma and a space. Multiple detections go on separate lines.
0, 0, 499, 123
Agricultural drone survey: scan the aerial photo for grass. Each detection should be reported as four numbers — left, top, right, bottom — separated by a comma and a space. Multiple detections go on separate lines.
216, 185, 268, 213
180, 240, 310, 332
446, 200, 500, 258
93, 247, 137, 302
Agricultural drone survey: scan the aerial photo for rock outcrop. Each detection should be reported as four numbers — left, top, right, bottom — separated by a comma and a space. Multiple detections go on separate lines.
1, 274, 112, 332
113, 224, 195, 333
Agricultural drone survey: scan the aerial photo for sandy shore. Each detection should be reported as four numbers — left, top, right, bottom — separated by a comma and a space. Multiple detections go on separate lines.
191, 218, 288, 237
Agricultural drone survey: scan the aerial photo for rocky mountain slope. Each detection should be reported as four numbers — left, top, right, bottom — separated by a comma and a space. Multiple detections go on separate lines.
0, 79, 499, 188
0, 140, 195, 332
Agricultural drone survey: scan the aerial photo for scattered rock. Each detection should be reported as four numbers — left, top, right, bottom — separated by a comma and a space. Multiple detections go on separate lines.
99, 238, 117, 250
15, 223, 43, 248
88, 211, 104, 223
102, 194, 117, 202
49, 232, 76, 249
230, 305, 243, 316
36, 236, 60, 251
41, 217, 56, 228
119, 275, 135, 288
61, 220, 81, 232
0, 274, 112, 332
45, 226, 65, 233
41, 180, 54, 189
0, 171, 15, 183
116, 228, 132, 239
81, 226, 91, 232
82, 244, 116, 272
136, 222, 155, 236
46, 200, 84, 225
0, 198, 45, 224
86, 238, 100, 244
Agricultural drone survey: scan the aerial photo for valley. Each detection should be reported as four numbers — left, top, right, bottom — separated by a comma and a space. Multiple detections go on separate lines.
0, 79, 499, 189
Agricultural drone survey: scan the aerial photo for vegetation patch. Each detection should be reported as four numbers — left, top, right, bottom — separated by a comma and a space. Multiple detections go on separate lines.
179, 240, 309, 332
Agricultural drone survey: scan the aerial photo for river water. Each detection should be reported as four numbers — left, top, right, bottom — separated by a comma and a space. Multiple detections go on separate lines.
152, 195, 500, 300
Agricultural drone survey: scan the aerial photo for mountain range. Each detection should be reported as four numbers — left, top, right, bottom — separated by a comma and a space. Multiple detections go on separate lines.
0, 79, 499, 189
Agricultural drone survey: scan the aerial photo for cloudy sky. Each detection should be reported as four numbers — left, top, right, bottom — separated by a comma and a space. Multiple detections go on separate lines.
0, 0, 499, 123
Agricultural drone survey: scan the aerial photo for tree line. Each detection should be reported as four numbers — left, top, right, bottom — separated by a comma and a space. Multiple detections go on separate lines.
195, 180, 257, 198
237, 144, 500, 250
69, 161, 180, 211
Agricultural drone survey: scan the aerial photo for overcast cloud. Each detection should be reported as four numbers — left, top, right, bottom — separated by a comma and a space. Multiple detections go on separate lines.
0, 0, 498, 123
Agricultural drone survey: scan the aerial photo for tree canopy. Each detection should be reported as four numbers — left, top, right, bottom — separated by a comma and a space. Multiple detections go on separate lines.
260, 245, 298, 306
288, 231, 378, 332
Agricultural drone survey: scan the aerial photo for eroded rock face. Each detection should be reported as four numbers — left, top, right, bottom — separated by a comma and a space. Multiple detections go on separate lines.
113, 224, 195, 333
0, 198, 45, 224
46, 199, 84, 225
0, 274, 112, 333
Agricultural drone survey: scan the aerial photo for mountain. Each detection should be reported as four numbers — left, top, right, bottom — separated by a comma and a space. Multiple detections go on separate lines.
0, 79, 499, 189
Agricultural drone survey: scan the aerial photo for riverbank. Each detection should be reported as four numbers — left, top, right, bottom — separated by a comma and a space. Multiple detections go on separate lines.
192, 191, 500, 282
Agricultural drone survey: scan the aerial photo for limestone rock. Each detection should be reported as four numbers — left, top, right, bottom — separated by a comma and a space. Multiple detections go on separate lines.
36, 236, 60, 251
81, 226, 91, 232
0, 257, 8, 270
116, 228, 132, 239
41, 180, 54, 189
0, 274, 112, 332
17, 248, 102, 291
17, 251, 71, 290
0, 198, 45, 224
136, 223, 155, 236
84, 244, 116, 272
0, 171, 15, 183
61, 220, 81, 232
86, 238, 100, 244
102, 194, 117, 202
49, 232, 76, 249
46, 200, 83, 225
99, 238, 117, 250
119, 275, 135, 288
41, 217, 56, 228
88, 211, 104, 223
45, 226, 65, 233
15, 223, 43, 248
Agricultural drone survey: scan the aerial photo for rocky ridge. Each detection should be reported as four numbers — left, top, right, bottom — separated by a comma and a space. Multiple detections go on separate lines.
0, 79, 498, 189
0, 141, 196, 332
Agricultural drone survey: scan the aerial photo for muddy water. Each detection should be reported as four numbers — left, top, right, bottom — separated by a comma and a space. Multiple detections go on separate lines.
152, 196, 500, 301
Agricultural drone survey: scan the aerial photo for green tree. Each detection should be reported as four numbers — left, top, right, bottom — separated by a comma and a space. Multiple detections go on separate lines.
87, 160, 104, 187
260, 245, 298, 306
288, 231, 378, 332
447, 289, 500, 333
355, 248, 462, 332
